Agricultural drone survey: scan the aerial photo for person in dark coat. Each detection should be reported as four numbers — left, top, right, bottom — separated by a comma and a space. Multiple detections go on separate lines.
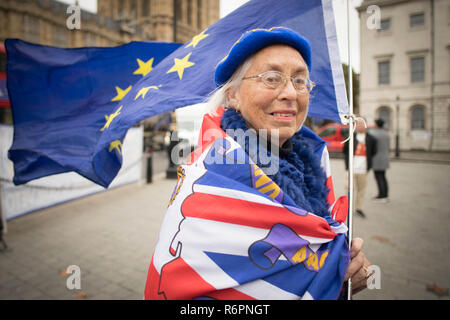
371, 118, 390, 202
343, 118, 377, 218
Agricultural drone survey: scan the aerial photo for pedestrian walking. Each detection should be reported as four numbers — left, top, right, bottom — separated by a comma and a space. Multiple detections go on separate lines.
371, 118, 390, 202
343, 118, 377, 218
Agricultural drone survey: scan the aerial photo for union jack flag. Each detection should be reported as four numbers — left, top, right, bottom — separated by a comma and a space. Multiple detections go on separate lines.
144, 109, 349, 300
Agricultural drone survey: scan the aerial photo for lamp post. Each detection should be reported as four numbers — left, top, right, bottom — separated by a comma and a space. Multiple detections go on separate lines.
173, 0, 178, 42
395, 95, 400, 158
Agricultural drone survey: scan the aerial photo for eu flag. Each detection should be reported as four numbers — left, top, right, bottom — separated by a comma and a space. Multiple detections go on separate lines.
93, 0, 348, 187
7, 0, 347, 188
6, 40, 180, 187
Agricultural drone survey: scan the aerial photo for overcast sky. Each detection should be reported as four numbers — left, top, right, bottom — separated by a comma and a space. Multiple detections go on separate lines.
220, 0, 363, 72
56, 0, 363, 72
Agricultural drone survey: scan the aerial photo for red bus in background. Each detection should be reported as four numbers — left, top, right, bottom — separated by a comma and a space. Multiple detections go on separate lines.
0, 42, 9, 108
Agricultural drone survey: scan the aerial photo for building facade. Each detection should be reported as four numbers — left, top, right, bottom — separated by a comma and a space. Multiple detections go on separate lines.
0, 0, 220, 126
97, 0, 220, 43
1, 0, 124, 47
357, 0, 450, 151
0, 0, 220, 47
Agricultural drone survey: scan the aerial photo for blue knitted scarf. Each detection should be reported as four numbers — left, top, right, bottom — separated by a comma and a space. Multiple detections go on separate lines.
220, 108, 330, 218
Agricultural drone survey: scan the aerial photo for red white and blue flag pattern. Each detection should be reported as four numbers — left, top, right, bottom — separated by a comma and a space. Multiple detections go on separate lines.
144, 110, 350, 300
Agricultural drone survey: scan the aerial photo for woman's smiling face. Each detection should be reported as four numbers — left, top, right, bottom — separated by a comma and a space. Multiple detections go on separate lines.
227, 44, 310, 145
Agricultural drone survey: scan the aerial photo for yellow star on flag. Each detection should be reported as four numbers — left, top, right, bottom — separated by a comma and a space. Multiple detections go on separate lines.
109, 140, 123, 155
111, 85, 132, 102
185, 31, 209, 49
167, 53, 195, 80
134, 86, 159, 100
100, 106, 122, 132
133, 58, 154, 77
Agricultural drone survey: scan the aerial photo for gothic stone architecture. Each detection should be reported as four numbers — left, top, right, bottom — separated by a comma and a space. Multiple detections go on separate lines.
0, 0, 220, 47
0, 0, 220, 126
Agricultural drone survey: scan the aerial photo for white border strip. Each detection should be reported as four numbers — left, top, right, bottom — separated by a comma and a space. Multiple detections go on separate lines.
322, 0, 349, 123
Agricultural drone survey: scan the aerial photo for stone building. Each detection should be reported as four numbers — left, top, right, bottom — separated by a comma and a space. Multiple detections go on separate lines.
357, 0, 450, 151
97, 0, 220, 42
0, 0, 220, 126
0, 0, 220, 47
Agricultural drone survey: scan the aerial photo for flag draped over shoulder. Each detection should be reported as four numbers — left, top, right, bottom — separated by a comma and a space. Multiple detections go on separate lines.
144, 110, 350, 300
6, 40, 181, 187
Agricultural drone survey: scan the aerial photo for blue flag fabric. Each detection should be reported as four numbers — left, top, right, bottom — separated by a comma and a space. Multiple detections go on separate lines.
93, 0, 348, 187
6, 40, 181, 187
7, 0, 347, 188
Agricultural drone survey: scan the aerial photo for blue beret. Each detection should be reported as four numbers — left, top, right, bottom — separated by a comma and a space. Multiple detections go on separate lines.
214, 27, 312, 87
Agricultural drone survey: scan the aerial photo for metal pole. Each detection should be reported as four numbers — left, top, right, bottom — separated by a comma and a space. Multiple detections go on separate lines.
0, 175, 8, 251
146, 152, 153, 183
429, 0, 435, 151
395, 96, 400, 158
346, 0, 354, 300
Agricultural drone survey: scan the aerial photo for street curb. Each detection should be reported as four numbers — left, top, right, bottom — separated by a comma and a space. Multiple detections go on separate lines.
390, 158, 450, 165
329, 153, 450, 165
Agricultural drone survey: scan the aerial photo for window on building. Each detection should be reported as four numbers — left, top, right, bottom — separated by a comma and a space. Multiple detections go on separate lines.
187, 0, 193, 25
23, 15, 40, 43
411, 105, 425, 130
411, 57, 425, 83
176, 0, 182, 22
378, 107, 391, 129
410, 13, 425, 28
378, 60, 390, 85
377, 18, 390, 33
53, 27, 68, 47
117, 0, 124, 19
84, 32, 97, 46
142, 0, 150, 17
197, 0, 202, 29
0, 51, 6, 74
130, 0, 137, 20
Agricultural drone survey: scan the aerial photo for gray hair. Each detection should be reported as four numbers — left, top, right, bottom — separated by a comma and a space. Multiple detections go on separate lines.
205, 57, 253, 116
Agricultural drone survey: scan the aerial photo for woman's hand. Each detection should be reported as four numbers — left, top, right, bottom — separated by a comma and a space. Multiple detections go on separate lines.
345, 237, 372, 294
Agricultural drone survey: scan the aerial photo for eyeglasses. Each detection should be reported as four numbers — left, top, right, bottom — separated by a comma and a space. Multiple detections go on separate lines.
242, 70, 315, 94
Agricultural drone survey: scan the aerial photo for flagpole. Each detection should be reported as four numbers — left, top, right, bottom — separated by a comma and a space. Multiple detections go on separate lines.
346, 0, 355, 300
173, 0, 178, 42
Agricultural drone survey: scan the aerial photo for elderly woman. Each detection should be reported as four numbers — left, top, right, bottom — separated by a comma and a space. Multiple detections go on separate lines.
145, 27, 371, 300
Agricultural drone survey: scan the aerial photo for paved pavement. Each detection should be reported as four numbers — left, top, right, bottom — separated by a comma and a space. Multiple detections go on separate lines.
331, 159, 450, 300
0, 155, 449, 300
0, 178, 174, 299
330, 150, 450, 164
390, 150, 450, 164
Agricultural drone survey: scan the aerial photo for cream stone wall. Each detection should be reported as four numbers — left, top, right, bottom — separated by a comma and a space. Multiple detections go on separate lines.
358, 0, 450, 151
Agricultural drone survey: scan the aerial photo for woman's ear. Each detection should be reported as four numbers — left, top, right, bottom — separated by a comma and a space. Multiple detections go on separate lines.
225, 87, 240, 111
